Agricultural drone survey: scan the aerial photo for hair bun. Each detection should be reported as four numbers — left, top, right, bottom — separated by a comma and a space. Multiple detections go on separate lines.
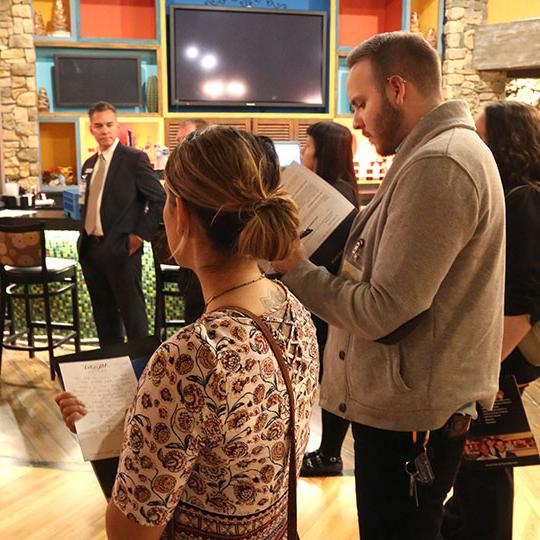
239, 189, 299, 261
251, 191, 284, 214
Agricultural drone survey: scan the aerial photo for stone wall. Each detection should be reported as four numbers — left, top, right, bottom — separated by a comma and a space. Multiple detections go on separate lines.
0, 0, 38, 189
442, 0, 506, 116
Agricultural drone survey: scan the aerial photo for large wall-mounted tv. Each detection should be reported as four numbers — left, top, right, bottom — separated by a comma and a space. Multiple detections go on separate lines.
169, 6, 327, 109
53, 55, 142, 107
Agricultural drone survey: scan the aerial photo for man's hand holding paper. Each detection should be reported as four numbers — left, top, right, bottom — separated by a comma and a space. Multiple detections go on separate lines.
270, 162, 357, 274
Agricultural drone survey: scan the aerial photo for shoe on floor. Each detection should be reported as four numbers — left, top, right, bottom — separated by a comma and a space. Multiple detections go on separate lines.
300, 449, 343, 477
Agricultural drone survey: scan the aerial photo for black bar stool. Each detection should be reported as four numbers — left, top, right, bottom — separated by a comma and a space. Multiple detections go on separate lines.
0, 221, 81, 380
151, 229, 191, 341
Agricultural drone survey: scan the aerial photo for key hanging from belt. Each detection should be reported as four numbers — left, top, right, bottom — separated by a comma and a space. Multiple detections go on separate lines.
405, 430, 435, 508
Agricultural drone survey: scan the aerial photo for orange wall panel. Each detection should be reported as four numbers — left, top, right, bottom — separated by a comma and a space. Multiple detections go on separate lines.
79, 0, 156, 40
385, 0, 403, 33
339, 0, 403, 49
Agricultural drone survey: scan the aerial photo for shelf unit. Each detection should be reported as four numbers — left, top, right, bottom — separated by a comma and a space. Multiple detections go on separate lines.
37, 117, 80, 191
33, 0, 159, 43
80, 116, 164, 163
334, 0, 444, 117
33, 0, 445, 200
33, 0, 162, 188
337, 0, 403, 51
78, 0, 158, 41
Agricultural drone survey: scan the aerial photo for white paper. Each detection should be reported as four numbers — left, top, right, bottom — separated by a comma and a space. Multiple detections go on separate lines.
59, 357, 139, 460
0, 209, 37, 217
280, 162, 355, 257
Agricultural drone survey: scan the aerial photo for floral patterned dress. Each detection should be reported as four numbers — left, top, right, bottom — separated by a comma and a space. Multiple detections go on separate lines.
112, 286, 319, 539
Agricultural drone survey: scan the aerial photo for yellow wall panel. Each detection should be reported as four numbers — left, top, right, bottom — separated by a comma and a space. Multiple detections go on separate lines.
33, 0, 72, 34
411, 0, 440, 36
39, 123, 77, 171
80, 118, 164, 164
487, 0, 540, 24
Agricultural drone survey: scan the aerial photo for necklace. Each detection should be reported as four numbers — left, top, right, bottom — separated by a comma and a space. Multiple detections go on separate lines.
204, 273, 266, 310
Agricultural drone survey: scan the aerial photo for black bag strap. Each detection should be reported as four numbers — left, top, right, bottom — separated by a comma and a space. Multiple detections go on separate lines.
223, 305, 299, 540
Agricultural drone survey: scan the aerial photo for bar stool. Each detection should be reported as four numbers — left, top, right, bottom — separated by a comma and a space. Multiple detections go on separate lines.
151, 229, 190, 340
0, 221, 81, 380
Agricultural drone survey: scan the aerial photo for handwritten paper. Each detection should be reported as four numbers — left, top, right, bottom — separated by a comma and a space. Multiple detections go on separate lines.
59, 357, 139, 460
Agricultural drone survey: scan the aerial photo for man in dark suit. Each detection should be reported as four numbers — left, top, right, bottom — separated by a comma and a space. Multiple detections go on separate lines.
79, 101, 165, 346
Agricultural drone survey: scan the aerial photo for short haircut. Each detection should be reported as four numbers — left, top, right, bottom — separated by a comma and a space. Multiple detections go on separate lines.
88, 101, 117, 118
347, 31, 441, 96
177, 118, 210, 130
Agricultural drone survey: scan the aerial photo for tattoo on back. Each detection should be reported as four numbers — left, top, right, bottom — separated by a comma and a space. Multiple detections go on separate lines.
260, 286, 286, 310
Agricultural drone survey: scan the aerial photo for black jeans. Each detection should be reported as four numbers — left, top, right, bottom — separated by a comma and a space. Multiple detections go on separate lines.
351, 419, 466, 540
442, 464, 513, 540
320, 408, 350, 457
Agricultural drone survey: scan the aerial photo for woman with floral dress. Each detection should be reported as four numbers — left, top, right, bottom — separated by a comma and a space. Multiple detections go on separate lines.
57, 126, 319, 540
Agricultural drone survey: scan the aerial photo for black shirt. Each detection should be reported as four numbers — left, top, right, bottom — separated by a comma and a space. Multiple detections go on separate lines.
504, 185, 540, 325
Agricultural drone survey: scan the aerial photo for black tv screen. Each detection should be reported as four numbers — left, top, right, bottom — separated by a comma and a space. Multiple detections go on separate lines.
53, 55, 142, 107
169, 6, 327, 108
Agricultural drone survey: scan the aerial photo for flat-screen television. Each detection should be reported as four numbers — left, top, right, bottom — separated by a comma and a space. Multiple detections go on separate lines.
53, 55, 142, 107
169, 6, 327, 108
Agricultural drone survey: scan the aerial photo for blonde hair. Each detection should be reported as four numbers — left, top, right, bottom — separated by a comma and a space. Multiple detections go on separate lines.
165, 126, 299, 261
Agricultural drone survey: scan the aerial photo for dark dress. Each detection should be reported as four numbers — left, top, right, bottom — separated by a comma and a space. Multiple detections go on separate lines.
311, 178, 359, 458
311, 178, 359, 372
442, 185, 540, 540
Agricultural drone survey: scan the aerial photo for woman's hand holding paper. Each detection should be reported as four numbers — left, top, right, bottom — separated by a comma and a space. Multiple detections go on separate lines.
54, 391, 88, 434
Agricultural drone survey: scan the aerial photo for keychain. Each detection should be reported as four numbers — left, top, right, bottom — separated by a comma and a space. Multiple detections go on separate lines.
405, 431, 435, 508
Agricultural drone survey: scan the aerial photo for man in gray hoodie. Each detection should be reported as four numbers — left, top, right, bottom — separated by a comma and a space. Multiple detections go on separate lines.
274, 32, 505, 540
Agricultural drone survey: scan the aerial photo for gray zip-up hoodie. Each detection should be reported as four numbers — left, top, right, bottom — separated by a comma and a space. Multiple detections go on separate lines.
283, 101, 505, 431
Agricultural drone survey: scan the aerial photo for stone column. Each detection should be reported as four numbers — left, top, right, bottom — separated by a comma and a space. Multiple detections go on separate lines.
442, 0, 506, 116
0, 0, 39, 189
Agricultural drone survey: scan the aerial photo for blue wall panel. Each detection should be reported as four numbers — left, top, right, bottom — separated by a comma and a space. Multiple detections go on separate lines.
35, 48, 158, 114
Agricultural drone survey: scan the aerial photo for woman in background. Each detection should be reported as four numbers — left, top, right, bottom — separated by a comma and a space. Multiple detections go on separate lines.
57, 126, 319, 539
299, 121, 359, 477
443, 101, 540, 540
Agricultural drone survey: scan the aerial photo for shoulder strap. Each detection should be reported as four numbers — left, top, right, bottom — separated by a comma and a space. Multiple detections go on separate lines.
223, 306, 298, 540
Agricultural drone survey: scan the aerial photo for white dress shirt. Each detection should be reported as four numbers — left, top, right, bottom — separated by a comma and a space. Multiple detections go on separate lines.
88, 137, 119, 236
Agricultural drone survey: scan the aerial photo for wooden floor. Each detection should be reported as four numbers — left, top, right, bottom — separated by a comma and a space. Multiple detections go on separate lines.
1, 349, 539, 539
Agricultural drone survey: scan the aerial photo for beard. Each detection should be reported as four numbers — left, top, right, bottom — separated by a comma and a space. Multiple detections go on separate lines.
374, 93, 404, 156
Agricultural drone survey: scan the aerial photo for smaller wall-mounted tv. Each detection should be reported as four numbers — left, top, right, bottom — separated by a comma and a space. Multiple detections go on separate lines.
53, 55, 142, 107
169, 6, 327, 109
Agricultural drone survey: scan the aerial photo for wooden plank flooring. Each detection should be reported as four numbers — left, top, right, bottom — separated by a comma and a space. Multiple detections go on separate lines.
1, 350, 539, 539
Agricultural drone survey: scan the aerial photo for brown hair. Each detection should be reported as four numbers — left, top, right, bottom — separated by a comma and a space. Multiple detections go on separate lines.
347, 31, 441, 96
165, 126, 299, 260
88, 101, 117, 118
484, 101, 540, 193
306, 122, 356, 191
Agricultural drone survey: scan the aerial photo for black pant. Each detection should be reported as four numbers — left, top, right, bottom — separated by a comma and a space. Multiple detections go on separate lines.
442, 465, 513, 540
320, 408, 350, 457
352, 420, 466, 540
81, 241, 148, 346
